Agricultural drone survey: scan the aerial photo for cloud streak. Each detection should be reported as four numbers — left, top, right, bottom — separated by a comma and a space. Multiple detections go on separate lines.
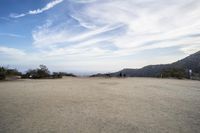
0, 33, 25, 38
74, 0, 200, 54
10, 0, 64, 18
33, 0, 200, 57
32, 20, 124, 48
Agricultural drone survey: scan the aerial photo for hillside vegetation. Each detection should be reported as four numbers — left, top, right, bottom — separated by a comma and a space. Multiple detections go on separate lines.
91, 51, 200, 80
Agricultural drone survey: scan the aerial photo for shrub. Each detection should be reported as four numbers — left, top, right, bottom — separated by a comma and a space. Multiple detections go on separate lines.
58, 72, 76, 77
22, 65, 50, 79
0, 66, 22, 80
52, 72, 63, 79
6, 69, 22, 76
0, 67, 6, 80
0, 73, 6, 80
161, 68, 186, 79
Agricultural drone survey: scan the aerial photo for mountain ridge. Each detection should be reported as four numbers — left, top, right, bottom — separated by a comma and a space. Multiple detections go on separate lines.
91, 51, 200, 79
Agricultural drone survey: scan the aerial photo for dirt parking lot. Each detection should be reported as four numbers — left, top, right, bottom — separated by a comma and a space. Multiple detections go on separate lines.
0, 77, 200, 133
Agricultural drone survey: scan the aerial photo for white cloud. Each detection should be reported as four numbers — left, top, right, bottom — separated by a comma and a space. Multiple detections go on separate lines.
32, 20, 123, 48
180, 43, 200, 54
80, 0, 200, 54
0, 46, 26, 57
70, 15, 97, 29
44, 0, 200, 55
10, 0, 64, 18
0, 33, 25, 38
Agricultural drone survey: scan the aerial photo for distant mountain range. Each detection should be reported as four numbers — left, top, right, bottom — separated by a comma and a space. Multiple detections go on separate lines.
91, 51, 200, 79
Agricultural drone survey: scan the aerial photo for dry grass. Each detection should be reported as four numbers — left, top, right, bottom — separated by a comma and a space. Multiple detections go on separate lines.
0, 77, 200, 133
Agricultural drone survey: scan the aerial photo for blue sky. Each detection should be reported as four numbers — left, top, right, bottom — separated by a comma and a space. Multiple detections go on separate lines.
0, 0, 200, 74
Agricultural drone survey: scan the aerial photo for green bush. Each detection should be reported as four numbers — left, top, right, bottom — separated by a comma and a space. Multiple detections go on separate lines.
22, 65, 50, 79
0, 67, 22, 80
6, 69, 22, 76
161, 68, 186, 79
0, 73, 6, 80
51, 72, 62, 79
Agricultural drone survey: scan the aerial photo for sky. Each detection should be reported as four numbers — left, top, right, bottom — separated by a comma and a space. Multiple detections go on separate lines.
0, 0, 200, 74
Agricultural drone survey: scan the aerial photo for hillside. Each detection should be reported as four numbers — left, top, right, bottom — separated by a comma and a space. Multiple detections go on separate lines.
91, 51, 200, 79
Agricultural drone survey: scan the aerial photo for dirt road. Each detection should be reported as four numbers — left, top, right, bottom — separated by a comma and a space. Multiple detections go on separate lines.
0, 77, 200, 133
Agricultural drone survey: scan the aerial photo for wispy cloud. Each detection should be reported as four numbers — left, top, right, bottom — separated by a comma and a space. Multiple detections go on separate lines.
73, 0, 200, 54
33, 0, 200, 57
0, 33, 25, 38
70, 15, 97, 29
10, 0, 64, 18
0, 46, 26, 57
32, 20, 123, 48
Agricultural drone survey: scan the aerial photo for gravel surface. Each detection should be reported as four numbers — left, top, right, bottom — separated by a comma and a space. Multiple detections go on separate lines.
0, 77, 200, 133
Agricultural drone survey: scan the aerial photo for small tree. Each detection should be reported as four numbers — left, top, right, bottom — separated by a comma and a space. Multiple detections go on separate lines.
37, 65, 50, 78
6, 69, 21, 76
22, 65, 50, 79
23, 69, 38, 79
0, 67, 6, 80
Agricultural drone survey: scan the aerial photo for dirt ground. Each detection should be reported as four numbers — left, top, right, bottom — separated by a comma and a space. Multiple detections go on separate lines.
0, 77, 200, 133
